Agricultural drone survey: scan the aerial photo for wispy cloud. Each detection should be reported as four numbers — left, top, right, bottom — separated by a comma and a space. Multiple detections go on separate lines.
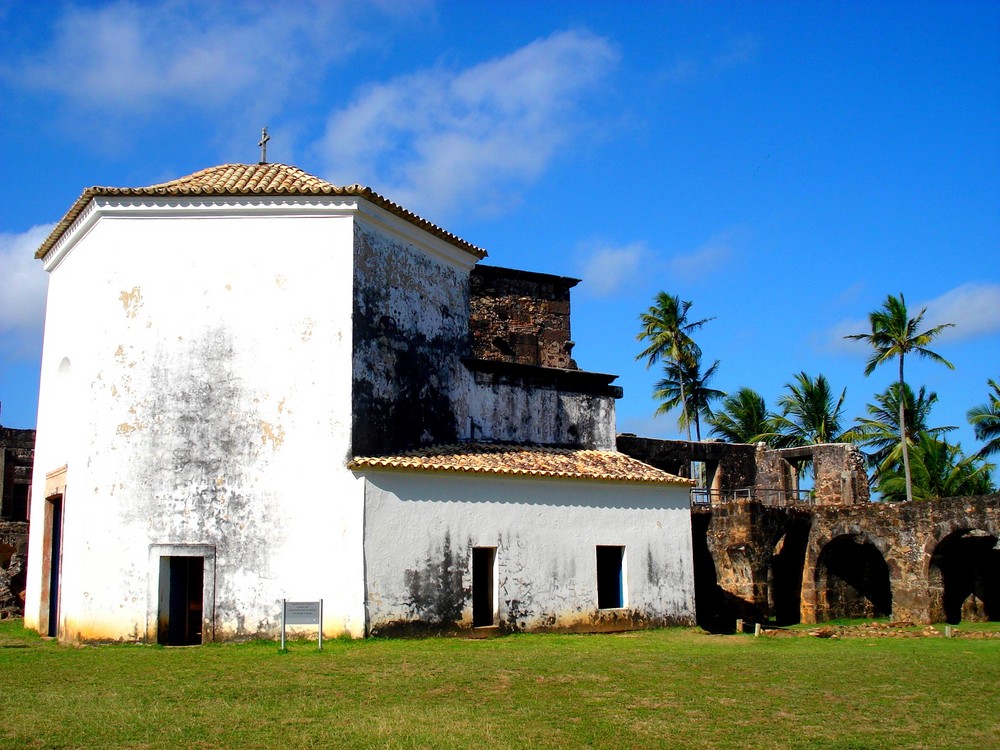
0, 225, 52, 360
658, 33, 759, 84
826, 282, 1000, 353
667, 231, 737, 283
316, 29, 618, 221
4, 1, 424, 125
922, 283, 1000, 341
578, 242, 647, 297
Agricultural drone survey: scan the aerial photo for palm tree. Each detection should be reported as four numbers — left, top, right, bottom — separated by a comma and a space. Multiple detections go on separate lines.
652, 353, 724, 440
767, 372, 849, 447
876, 431, 995, 502
844, 383, 955, 482
636, 292, 713, 440
845, 293, 954, 503
967, 379, 1000, 458
707, 387, 771, 444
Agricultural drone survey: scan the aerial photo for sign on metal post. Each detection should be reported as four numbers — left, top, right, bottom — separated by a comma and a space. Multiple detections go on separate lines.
280, 599, 323, 650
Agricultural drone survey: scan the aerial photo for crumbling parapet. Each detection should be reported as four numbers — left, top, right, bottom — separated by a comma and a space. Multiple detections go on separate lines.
756, 443, 870, 506
617, 435, 757, 493
469, 265, 579, 370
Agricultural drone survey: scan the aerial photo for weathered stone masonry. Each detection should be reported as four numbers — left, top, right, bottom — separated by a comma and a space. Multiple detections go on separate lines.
0, 426, 34, 618
469, 265, 578, 369
619, 436, 998, 628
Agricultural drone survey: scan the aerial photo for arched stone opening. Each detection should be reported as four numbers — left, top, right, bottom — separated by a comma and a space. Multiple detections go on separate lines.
814, 534, 892, 621
768, 517, 811, 625
691, 512, 733, 633
928, 529, 999, 624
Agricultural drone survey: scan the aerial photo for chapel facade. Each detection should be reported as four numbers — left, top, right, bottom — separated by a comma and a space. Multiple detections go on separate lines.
25, 163, 696, 643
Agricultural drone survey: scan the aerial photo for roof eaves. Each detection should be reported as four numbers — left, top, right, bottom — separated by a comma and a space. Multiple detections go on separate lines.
35, 167, 488, 262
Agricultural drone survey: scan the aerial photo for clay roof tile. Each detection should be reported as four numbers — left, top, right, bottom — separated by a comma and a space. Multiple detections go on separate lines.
36, 163, 487, 261
348, 443, 691, 486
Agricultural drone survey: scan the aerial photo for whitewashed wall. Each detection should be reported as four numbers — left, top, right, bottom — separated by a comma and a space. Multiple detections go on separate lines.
361, 470, 696, 634
26, 197, 367, 641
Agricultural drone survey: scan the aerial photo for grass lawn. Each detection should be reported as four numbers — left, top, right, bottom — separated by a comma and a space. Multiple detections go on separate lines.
0, 619, 997, 750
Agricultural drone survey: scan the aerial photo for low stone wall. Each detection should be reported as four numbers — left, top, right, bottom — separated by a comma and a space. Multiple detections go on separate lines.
0, 521, 28, 618
693, 494, 999, 629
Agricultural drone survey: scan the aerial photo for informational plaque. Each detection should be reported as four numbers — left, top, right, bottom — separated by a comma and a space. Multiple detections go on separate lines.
280, 599, 323, 650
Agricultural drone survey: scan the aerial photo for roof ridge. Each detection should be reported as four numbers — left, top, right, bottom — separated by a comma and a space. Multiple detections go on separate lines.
35, 163, 487, 261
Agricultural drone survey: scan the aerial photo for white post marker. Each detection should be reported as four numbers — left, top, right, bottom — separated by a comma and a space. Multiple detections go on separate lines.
281, 599, 324, 650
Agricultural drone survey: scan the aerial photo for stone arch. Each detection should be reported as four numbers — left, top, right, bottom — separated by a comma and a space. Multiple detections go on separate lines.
767, 516, 811, 625
927, 527, 999, 624
809, 531, 892, 622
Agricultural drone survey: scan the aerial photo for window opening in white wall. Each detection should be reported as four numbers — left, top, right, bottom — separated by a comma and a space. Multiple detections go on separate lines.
472, 546, 497, 627
597, 545, 625, 609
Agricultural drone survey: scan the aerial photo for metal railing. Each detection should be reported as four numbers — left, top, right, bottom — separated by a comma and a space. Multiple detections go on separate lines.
690, 487, 815, 507
689, 487, 753, 506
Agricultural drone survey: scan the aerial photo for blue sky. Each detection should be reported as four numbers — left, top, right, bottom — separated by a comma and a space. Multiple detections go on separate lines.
1, 1, 998, 457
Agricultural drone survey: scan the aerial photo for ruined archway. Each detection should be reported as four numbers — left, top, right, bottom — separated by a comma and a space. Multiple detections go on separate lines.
928, 529, 999, 624
768, 516, 811, 625
814, 534, 892, 621
691, 511, 733, 632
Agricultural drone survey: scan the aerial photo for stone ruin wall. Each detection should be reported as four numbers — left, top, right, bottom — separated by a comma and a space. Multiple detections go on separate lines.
756, 443, 870, 505
616, 434, 757, 490
469, 265, 578, 370
619, 436, 997, 629
0, 426, 35, 618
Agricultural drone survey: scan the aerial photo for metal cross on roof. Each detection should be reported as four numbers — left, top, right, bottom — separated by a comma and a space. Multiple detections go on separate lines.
258, 126, 270, 164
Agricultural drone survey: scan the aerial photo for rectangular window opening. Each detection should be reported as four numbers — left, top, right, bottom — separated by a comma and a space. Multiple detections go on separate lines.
597, 545, 625, 610
472, 547, 497, 627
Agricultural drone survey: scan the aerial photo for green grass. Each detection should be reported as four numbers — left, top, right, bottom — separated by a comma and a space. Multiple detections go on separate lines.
0, 619, 997, 749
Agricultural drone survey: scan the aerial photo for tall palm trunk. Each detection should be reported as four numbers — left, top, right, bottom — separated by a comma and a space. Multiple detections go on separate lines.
898, 355, 913, 503
678, 375, 692, 441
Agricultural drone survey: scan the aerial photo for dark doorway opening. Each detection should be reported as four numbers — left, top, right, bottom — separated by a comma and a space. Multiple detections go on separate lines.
815, 535, 892, 621
472, 547, 496, 627
768, 516, 811, 625
158, 556, 204, 646
929, 529, 999, 624
44, 496, 63, 637
597, 545, 624, 609
691, 511, 734, 632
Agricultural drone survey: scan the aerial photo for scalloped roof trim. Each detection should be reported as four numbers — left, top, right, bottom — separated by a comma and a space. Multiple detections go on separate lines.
348, 443, 691, 486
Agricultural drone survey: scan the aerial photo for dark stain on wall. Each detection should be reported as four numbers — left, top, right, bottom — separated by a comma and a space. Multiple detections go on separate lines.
352, 226, 469, 455
125, 325, 283, 638
401, 531, 470, 627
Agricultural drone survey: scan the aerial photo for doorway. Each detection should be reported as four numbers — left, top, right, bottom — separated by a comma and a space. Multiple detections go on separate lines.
43, 496, 63, 637
157, 556, 204, 646
472, 547, 497, 627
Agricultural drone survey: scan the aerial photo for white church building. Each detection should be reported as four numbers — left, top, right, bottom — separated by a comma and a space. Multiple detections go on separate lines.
25, 162, 695, 643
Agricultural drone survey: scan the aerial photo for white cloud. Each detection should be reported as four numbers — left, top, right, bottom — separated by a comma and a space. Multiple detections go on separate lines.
921, 283, 1000, 342
0, 225, 52, 360
667, 232, 736, 282
317, 29, 618, 220
5, 1, 420, 118
578, 242, 646, 297
825, 282, 1000, 354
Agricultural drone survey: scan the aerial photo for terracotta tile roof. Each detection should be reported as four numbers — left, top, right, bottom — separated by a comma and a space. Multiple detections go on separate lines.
348, 443, 691, 486
35, 163, 487, 261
